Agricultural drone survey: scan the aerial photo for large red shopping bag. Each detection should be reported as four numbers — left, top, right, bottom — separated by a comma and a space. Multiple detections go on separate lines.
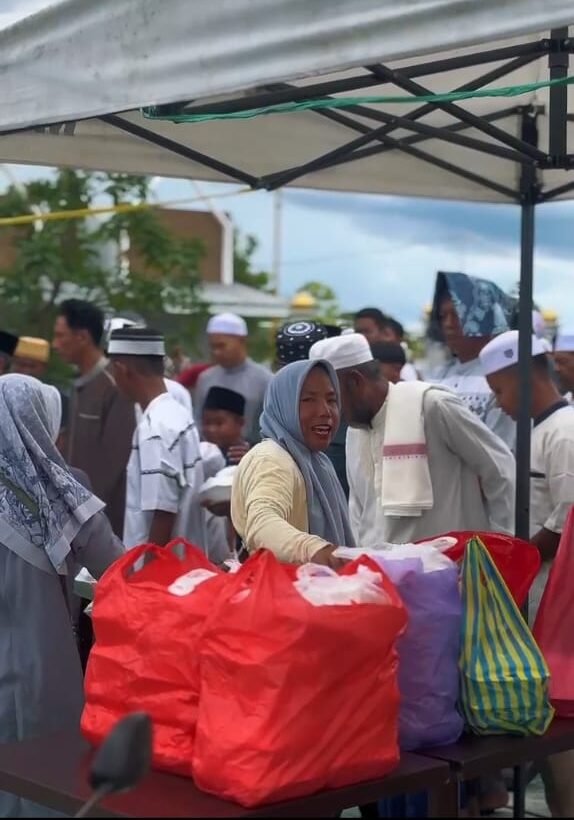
534, 507, 574, 716
423, 531, 540, 607
81, 539, 227, 776
192, 550, 407, 807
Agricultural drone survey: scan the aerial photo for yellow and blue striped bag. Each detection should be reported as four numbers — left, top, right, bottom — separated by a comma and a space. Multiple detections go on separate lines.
460, 537, 554, 735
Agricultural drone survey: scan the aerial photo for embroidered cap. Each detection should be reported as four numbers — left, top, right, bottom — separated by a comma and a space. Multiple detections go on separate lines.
108, 327, 165, 357
275, 321, 328, 365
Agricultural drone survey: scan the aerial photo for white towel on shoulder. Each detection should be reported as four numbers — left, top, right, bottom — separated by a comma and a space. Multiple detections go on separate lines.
381, 381, 435, 518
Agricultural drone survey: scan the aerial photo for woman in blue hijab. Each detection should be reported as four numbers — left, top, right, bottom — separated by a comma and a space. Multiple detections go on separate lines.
231, 359, 355, 566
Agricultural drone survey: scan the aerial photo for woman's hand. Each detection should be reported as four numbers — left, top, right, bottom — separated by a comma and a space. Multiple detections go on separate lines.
311, 545, 346, 570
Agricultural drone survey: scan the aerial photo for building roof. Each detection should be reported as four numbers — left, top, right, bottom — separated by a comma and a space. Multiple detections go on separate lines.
200, 282, 290, 319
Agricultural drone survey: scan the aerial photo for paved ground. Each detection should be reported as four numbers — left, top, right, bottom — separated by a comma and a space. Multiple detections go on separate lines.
342, 776, 550, 817
499, 776, 550, 818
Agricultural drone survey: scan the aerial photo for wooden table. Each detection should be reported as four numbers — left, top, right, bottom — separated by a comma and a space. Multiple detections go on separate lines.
421, 718, 574, 818
0, 733, 452, 818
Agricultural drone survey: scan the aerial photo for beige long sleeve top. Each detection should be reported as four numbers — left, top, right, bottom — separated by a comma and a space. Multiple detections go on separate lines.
231, 439, 330, 563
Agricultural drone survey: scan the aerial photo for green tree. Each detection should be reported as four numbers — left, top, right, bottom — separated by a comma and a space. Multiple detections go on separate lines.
298, 280, 340, 323
0, 170, 206, 343
233, 232, 273, 291
232, 231, 276, 363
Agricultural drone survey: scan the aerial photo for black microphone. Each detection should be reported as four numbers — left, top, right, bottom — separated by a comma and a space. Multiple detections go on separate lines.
75, 713, 152, 818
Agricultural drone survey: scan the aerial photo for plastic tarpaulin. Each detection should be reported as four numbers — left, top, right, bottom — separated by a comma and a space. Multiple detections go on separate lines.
0, 1, 573, 201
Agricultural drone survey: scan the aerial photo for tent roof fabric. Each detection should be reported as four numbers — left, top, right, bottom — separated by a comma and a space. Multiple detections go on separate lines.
0, 1, 573, 202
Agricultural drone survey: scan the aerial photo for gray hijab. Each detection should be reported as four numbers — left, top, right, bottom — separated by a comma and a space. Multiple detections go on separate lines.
0, 374, 103, 572
260, 360, 355, 548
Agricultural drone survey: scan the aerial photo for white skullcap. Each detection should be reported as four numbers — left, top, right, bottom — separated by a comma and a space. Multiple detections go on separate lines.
207, 312, 247, 337
309, 333, 374, 370
532, 310, 546, 339
479, 330, 548, 376
106, 317, 138, 334
555, 333, 574, 353
105, 317, 140, 350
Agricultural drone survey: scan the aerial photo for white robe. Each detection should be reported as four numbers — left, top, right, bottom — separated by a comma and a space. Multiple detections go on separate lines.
347, 386, 515, 548
529, 402, 574, 619
430, 357, 515, 451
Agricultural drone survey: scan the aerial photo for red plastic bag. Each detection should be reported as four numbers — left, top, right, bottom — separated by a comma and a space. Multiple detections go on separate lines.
193, 550, 407, 807
534, 507, 574, 716
81, 539, 226, 776
421, 531, 540, 607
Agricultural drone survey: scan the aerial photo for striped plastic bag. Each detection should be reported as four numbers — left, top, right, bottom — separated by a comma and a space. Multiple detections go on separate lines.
460, 537, 554, 736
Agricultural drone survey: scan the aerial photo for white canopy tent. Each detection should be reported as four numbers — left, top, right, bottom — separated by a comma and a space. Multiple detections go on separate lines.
1, 0, 574, 552
0, 0, 572, 202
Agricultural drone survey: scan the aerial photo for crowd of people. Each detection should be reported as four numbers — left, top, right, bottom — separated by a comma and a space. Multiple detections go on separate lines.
1, 269, 574, 816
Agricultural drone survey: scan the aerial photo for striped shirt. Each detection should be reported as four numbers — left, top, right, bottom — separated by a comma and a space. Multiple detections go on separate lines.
124, 392, 204, 548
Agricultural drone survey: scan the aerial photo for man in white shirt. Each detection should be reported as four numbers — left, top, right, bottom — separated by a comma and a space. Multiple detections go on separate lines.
104, 315, 193, 417
108, 327, 205, 548
481, 330, 574, 820
311, 334, 515, 547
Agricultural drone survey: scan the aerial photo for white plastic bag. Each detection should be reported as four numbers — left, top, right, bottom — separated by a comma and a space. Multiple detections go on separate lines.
168, 568, 218, 597
293, 563, 391, 607
334, 539, 457, 574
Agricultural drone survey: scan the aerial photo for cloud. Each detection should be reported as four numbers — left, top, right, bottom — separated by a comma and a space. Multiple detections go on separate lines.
0, 0, 49, 26
190, 181, 574, 329
285, 189, 574, 261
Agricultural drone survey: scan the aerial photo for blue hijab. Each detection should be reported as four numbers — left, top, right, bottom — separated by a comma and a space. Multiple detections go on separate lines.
260, 360, 355, 548
431, 271, 516, 338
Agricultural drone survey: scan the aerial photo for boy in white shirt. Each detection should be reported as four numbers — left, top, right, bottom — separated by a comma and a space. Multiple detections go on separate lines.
481, 330, 574, 574
108, 327, 205, 548
481, 329, 574, 819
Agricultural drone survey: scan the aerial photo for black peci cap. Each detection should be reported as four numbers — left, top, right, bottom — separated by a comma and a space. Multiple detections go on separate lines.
204, 386, 246, 417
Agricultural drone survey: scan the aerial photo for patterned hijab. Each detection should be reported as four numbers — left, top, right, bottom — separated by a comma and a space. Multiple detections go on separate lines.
431, 271, 516, 338
0, 375, 103, 572
260, 360, 355, 548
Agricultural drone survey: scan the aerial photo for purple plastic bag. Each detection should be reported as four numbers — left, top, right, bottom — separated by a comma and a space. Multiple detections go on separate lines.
376, 556, 463, 751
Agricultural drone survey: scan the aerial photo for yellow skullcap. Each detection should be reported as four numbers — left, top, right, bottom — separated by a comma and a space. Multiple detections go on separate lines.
14, 337, 50, 364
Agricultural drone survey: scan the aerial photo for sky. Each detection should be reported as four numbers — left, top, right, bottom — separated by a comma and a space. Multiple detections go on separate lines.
3, 164, 574, 334
138, 176, 574, 333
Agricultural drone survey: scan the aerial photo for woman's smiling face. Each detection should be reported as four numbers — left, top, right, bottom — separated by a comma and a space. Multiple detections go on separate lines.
299, 366, 340, 452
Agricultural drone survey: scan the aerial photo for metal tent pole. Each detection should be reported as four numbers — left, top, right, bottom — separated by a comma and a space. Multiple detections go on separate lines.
515, 112, 538, 541
515, 27, 568, 540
